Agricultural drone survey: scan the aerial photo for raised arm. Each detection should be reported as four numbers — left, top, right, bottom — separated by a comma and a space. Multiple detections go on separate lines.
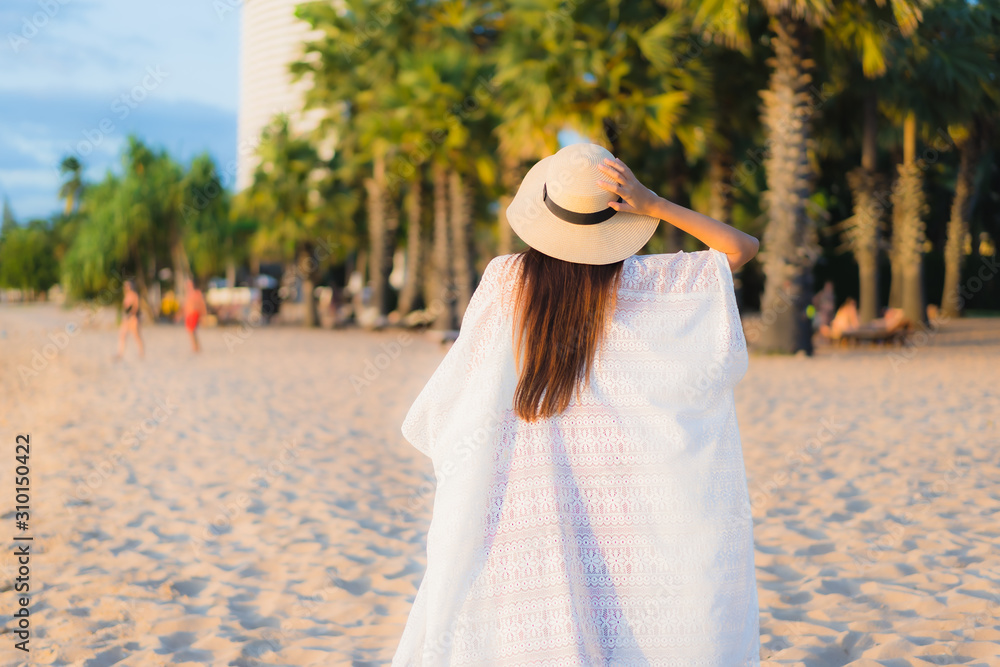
596, 157, 759, 273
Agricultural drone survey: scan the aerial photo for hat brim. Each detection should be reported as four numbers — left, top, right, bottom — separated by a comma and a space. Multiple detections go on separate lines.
505, 155, 661, 265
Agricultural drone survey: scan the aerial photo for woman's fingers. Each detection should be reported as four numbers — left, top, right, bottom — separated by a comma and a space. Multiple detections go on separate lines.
596, 163, 624, 185
606, 157, 640, 185
601, 159, 640, 191
603, 157, 624, 173
607, 199, 636, 213
597, 180, 625, 198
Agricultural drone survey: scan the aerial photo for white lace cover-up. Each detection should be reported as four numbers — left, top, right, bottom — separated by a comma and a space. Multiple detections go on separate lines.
392, 249, 760, 666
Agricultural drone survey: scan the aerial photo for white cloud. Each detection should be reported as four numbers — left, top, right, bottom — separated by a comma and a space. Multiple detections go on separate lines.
2, 0, 239, 112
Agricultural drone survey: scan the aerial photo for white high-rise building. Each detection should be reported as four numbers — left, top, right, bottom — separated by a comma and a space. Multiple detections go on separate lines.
236, 0, 326, 191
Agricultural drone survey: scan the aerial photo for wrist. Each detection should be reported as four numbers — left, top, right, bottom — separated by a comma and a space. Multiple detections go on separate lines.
647, 195, 673, 221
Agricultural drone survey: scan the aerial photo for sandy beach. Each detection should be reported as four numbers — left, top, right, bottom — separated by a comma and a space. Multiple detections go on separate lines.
1, 303, 998, 666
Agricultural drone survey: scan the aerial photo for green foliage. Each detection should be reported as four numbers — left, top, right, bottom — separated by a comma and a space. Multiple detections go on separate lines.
237, 115, 358, 265
2, 197, 17, 239
182, 153, 249, 280
0, 219, 59, 292
61, 138, 182, 298
60, 137, 247, 301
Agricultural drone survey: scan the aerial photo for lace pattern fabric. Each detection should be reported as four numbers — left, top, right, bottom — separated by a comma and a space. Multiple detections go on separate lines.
394, 249, 759, 666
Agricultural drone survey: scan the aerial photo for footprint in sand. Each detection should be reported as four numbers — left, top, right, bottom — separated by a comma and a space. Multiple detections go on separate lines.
155, 630, 213, 662
82, 646, 129, 667
170, 577, 211, 598
332, 575, 372, 596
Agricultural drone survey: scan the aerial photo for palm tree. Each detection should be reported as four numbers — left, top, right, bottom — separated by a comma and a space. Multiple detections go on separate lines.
822, 68, 888, 326
936, 1, 1000, 318
411, 0, 500, 325
182, 153, 254, 287
449, 169, 474, 322
669, 0, 927, 353
58, 156, 84, 216
882, 0, 997, 324
430, 161, 455, 329
822, 2, 932, 325
364, 146, 401, 321
842, 89, 886, 324
888, 110, 929, 325
941, 126, 978, 317
295, 0, 423, 326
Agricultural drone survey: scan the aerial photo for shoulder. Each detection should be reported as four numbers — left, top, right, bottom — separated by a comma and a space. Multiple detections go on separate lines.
462, 254, 522, 319
621, 249, 728, 295
483, 253, 521, 277
477, 254, 522, 293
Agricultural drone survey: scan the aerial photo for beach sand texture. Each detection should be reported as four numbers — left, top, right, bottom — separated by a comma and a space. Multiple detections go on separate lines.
1, 303, 998, 666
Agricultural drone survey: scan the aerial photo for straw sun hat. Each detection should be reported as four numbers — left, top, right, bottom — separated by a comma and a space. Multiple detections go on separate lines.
505, 143, 661, 265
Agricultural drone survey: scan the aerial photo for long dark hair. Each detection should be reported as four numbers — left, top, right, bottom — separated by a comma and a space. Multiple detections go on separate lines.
511, 247, 625, 422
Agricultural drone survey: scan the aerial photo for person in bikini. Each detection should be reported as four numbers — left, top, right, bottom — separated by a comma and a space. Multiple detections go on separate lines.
182, 278, 208, 353
115, 280, 145, 360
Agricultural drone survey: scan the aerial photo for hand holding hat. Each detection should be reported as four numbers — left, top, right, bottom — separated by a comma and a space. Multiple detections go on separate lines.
596, 157, 663, 219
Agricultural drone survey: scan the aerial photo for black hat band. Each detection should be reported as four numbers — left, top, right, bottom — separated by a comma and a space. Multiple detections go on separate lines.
543, 183, 622, 225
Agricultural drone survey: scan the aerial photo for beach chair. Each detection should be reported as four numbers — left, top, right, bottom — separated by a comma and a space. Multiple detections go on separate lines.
838, 321, 914, 348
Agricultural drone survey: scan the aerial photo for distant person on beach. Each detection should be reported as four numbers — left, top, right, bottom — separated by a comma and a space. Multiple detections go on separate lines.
115, 280, 144, 360
182, 278, 208, 353
160, 289, 179, 322
818, 297, 859, 341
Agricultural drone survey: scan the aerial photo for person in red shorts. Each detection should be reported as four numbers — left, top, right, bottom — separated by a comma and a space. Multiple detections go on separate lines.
182, 278, 208, 353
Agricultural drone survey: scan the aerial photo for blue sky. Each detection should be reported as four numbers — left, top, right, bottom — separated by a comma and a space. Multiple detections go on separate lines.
0, 0, 240, 220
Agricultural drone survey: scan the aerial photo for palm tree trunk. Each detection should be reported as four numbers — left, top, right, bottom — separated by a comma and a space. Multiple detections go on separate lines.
364, 152, 389, 323
352, 248, 367, 322
941, 131, 978, 318
170, 237, 192, 300
843, 91, 883, 324
848, 169, 882, 325
890, 111, 928, 327
132, 266, 155, 321
431, 162, 455, 330
755, 14, 819, 355
887, 243, 903, 308
298, 243, 319, 328
383, 185, 400, 316
398, 174, 423, 315
449, 169, 475, 323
